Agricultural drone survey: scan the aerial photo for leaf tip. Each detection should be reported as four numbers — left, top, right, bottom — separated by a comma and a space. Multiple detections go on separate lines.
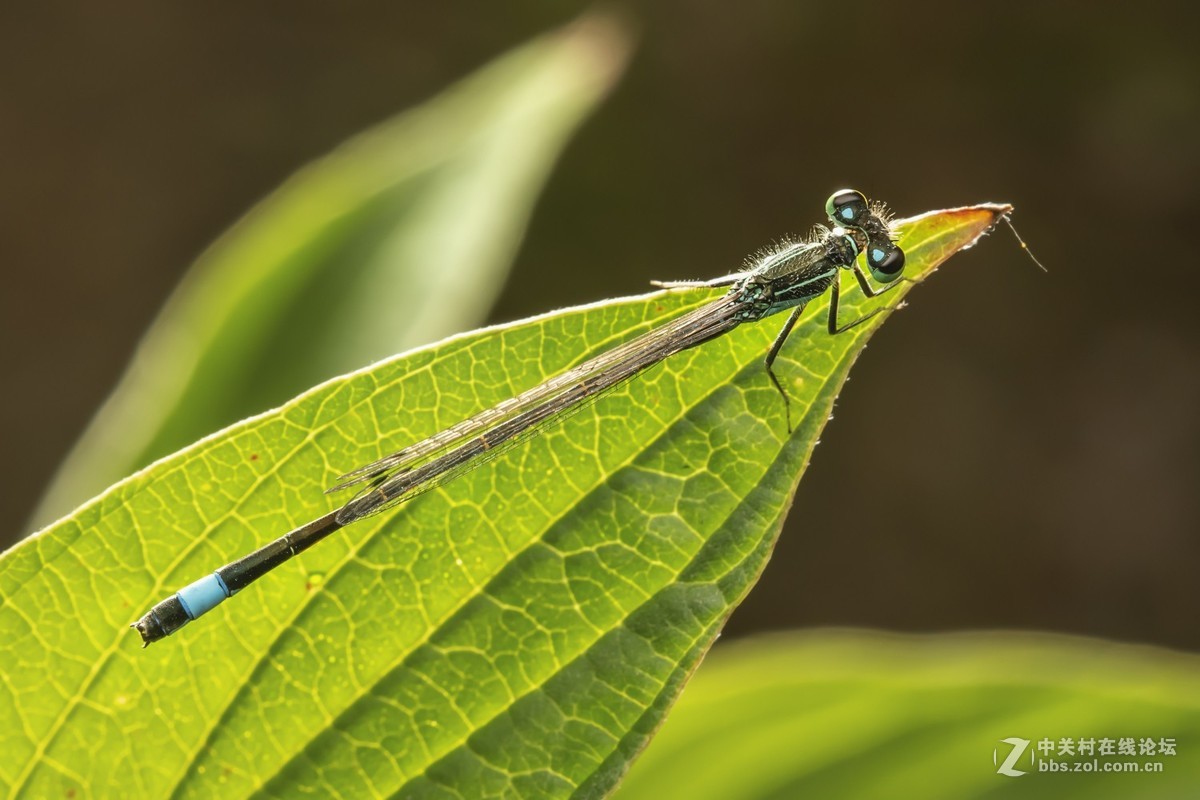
557, 8, 638, 86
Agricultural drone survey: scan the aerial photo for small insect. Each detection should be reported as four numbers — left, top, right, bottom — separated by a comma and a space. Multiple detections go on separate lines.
133, 189, 911, 645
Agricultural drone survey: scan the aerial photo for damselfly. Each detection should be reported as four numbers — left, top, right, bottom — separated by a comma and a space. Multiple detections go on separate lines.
133, 189, 909, 645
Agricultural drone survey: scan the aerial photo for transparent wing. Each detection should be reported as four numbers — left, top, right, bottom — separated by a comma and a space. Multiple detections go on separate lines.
331, 293, 744, 525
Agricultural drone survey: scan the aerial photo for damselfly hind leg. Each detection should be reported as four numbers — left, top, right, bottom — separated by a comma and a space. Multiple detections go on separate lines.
764, 304, 806, 433
763, 269, 912, 435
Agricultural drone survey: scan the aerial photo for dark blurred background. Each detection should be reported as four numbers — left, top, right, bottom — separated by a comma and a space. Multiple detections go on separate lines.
2, 3, 1196, 650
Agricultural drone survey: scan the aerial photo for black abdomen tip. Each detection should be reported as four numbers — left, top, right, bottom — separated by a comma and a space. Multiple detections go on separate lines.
131, 595, 191, 646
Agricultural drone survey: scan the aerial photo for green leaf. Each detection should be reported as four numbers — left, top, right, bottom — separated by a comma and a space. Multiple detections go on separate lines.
30, 14, 630, 529
0, 203, 1006, 798
618, 630, 1200, 799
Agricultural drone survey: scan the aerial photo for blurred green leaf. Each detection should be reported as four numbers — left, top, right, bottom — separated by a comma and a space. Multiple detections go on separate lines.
619, 629, 1200, 800
0, 203, 1005, 797
31, 14, 630, 529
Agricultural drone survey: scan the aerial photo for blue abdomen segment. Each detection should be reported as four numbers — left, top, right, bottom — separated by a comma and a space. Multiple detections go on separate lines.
131, 575, 229, 645
176, 573, 231, 620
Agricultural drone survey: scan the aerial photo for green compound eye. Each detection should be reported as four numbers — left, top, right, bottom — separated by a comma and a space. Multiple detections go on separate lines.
826, 189, 869, 227
867, 240, 905, 283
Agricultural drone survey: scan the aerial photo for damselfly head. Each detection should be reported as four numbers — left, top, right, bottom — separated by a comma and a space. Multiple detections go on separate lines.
827, 189, 906, 283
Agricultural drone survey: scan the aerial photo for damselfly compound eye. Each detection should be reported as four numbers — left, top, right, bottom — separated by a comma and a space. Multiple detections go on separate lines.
826, 189, 869, 227
867, 242, 905, 282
